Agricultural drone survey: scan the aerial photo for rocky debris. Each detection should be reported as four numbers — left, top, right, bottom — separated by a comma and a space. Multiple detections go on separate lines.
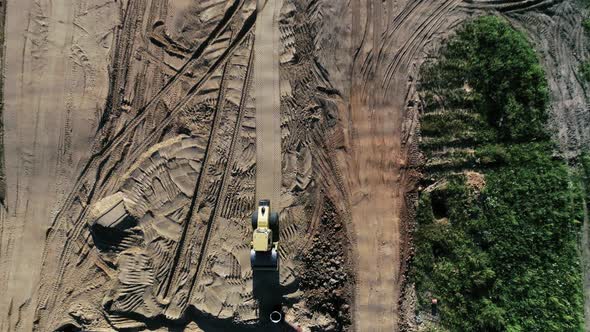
299, 201, 353, 331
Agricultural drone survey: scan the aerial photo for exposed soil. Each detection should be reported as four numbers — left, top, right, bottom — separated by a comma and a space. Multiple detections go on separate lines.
299, 200, 353, 331
1, 0, 589, 331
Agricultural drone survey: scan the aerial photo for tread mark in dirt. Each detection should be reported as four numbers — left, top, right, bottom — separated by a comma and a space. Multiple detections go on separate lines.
35, 0, 254, 319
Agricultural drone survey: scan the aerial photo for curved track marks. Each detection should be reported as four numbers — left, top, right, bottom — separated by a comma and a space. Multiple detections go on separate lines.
460, 0, 561, 13
33, 2, 258, 329
506, 1, 590, 157
341, 0, 462, 331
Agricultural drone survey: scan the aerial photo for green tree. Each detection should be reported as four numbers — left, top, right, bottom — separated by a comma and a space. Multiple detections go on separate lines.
412, 16, 584, 332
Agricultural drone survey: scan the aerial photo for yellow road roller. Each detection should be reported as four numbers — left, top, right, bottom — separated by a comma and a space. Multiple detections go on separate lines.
250, 199, 279, 270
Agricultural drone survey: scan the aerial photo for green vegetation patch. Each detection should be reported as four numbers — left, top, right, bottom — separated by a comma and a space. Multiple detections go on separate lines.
420, 16, 549, 143
580, 60, 590, 83
580, 0, 590, 82
580, 153, 590, 196
412, 16, 584, 332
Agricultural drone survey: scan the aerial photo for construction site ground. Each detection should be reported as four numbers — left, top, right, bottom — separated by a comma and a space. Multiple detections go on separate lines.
0, 0, 589, 331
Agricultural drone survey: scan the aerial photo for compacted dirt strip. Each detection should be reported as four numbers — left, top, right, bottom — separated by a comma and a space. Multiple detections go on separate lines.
254, 0, 282, 205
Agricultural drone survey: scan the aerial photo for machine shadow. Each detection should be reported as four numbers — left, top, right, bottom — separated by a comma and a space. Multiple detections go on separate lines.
252, 269, 301, 331
253, 269, 281, 327
252, 271, 282, 323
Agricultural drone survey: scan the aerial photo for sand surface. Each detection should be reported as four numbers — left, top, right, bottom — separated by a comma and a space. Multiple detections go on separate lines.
0, 0, 588, 331
254, 0, 282, 205
0, 0, 120, 330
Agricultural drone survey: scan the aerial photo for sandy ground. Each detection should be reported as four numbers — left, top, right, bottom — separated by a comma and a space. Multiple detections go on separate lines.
254, 0, 282, 205
1, 0, 589, 331
321, 1, 464, 330
1, 0, 348, 330
0, 1, 120, 330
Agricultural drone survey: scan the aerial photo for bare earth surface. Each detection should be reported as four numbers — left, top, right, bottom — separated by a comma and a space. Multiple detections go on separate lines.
254, 0, 282, 205
0, 1, 120, 330
0, 0, 589, 331
324, 1, 463, 330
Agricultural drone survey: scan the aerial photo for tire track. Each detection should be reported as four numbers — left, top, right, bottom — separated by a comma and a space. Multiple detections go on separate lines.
49, 0, 244, 235
183, 41, 255, 312
102, 0, 148, 129
35, 2, 255, 324
508, 1, 590, 157
382, 0, 460, 97
460, 0, 560, 13
69, 4, 255, 269
161, 30, 252, 303
347, 0, 462, 330
156, 23, 255, 320
254, 0, 283, 205
157, 49, 234, 305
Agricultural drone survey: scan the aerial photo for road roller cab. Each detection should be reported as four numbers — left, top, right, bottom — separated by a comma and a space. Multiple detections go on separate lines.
250, 199, 279, 270
252, 228, 273, 251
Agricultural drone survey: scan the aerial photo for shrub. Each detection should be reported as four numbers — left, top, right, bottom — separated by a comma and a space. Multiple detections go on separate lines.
580, 60, 590, 82
420, 16, 549, 142
412, 16, 584, 332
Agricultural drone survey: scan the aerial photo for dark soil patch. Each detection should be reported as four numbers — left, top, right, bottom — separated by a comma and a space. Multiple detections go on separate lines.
298, 200, 353, 331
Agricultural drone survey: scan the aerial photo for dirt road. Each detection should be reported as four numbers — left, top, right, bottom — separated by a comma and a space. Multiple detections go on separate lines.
322, 1, 462, 330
